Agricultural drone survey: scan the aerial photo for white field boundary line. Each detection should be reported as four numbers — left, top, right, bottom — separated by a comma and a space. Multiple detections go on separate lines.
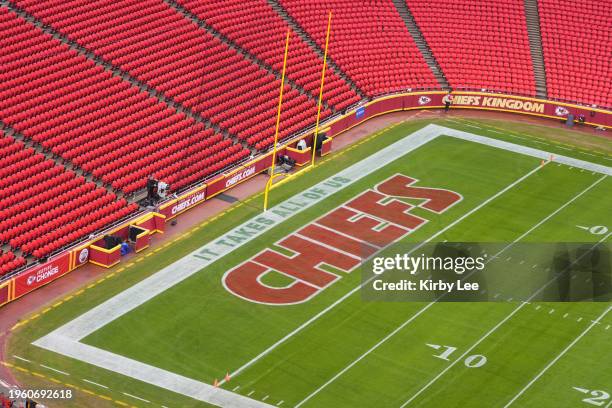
32, 125, 612, 408
503, 305, 612, 408
32, 124, 441, 408
296, 175, 607, 407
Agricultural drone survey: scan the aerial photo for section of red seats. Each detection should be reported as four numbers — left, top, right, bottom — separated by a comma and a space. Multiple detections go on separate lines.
407, 0, 536, 96
0, 131, 138, 264
0, 7, 250, 194
176, 0, 361, 111
279, 0, 440, 95
538, 0, 611, 107
12, 0, 325, 150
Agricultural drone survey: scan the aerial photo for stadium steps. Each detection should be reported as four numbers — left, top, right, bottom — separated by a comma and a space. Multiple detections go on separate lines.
0, 0, 248, 151
162, 0, 335, 115
266, 0, 368, 103
392, 0, 450, 90
523, 0, 548, 98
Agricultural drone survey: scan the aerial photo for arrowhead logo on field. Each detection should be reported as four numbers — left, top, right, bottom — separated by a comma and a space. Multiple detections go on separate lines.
418, 96, 432, 105
555, 106, 569, 116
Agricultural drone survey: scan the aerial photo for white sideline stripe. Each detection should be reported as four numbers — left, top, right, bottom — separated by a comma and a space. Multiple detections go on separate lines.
401, 232, 611, 407
39, 364, 69, 376
296, 173, 604, 407
503, 305, 612, 408
32, 125, 612, 407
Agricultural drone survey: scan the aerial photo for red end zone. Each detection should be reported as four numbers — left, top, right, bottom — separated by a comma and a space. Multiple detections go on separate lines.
223, 174, 462, 305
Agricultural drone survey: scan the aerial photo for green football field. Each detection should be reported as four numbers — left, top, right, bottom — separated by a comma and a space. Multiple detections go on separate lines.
7, 118, 612, 408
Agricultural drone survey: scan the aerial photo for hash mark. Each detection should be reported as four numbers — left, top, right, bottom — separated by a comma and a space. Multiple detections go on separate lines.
82, 379, 107, 389
247, 390, 254, 396
233, 386, 240, 391
549, 309, 555, 314
40, 364, 69, 376
577, 317, 583, 322
122, 392, 150, 403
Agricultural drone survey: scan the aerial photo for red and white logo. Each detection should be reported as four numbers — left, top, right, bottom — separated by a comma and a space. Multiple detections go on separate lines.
78, 248, 89, 264
26, 264, 60, 286
418, 96, 432, 105
555, 106, 569, 116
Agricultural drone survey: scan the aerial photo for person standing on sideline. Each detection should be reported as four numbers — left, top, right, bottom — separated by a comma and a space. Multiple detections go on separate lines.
442, 91, 453, 112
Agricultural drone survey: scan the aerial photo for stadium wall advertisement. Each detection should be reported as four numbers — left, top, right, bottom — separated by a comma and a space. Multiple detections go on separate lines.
1, 91, 610, 307
12, 252, 72, 300
329, 91, 611, 136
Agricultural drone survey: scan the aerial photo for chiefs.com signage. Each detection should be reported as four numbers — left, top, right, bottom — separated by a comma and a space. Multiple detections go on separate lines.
206, 154, 273, 198
13, 252, 71, 298
158, 185, 207, 220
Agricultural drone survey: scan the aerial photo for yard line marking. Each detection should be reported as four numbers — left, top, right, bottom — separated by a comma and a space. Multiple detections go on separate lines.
231, 162, 547, 385
39, 364, 69, 376
12, 355, 30, 363
82, 379, 108, 389
122, 392, 150, 403
277, 401, 284, 406
401, 234, 611, 407
503, 306, 612, 407
298, 165, 604, 407
295, 298, 440, 407
399, 303, 531, 408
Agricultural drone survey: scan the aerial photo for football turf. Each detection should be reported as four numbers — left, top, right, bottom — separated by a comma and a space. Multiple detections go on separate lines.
7, 118, 611, 408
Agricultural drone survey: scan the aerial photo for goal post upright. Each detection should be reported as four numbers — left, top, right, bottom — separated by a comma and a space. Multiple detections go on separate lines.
311, 11, 333, 168
264, 29, 291, 212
